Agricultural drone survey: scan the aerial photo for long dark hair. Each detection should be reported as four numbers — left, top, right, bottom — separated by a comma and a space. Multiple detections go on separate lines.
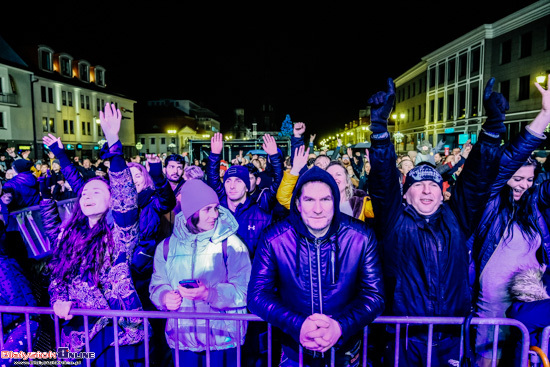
49, 177, 113, 286
498, 158, 541, 245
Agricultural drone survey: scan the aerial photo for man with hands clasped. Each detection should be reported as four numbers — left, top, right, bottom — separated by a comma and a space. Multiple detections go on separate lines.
248, 165, 384, 367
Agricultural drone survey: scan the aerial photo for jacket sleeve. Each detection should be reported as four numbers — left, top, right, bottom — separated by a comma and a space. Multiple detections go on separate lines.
206, 152, 226, 199
368, 134, 404, 237
148, 161, 176, 215
257, 152, 284, 212
39, 199, 62, 244
247, 233, 308, 342
205, 235, 251, 310
276, 171, 299, 210
332, 229, 385, 344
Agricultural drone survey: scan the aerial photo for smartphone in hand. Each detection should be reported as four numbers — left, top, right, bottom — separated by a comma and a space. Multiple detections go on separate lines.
179, 279, 199, 289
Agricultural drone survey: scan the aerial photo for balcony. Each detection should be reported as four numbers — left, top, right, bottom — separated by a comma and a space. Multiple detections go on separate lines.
0, 93, 17, 105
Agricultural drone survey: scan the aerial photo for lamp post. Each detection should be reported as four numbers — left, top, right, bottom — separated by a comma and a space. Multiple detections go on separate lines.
391, 113, 406, 153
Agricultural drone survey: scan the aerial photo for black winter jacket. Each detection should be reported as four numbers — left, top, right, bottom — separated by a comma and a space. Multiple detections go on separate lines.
368, 132, 502, 321
248, 166, 384, 359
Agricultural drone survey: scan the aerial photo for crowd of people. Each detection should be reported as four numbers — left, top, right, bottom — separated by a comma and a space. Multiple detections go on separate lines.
0, 75, 548, 367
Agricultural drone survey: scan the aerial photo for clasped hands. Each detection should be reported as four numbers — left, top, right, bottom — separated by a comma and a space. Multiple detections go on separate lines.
299, 313, 342, 353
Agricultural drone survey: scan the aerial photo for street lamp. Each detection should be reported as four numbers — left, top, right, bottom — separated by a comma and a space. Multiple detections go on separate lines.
394, 132, 404, 154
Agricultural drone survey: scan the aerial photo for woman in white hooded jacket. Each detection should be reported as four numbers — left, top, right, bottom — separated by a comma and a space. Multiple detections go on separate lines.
149, 178, 251, 367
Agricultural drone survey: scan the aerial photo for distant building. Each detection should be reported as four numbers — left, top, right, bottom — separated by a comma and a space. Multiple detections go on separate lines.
392, 0, 550, 153
0, 37, 136, 160
136, 99, 221, 155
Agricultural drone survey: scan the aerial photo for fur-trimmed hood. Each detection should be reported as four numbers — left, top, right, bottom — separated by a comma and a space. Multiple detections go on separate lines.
508, 267, 550, 302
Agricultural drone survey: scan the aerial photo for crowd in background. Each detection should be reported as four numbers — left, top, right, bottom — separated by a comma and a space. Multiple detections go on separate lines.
0, 75, 548, 367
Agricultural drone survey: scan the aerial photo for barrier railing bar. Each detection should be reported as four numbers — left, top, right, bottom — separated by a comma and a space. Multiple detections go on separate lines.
0, 313, 4, 350
205, 318, 211, 367
113, 315, 120, 367
363, 325, 368, 367
541, 326, 550, 358
84, 315, 91, 367
24, 312, 32, 354
0, 307, 531, 367
25, 211, 48, 252
492, 324, 499, 367
236, 320, 241, 367
174, 316, 180, 367
427, 323, 433, 367
268, 323, 272, 367
394, 323, 400, 367
144, 317, 150, 367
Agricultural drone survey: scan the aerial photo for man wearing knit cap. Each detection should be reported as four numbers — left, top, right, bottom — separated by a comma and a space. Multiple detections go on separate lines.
367, 77, 510, 366
206, 132, 276, 260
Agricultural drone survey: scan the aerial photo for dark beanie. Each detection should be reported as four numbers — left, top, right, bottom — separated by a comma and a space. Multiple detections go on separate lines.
224, 165, 250, 192
403, 164, 444, 194
12, 159, 33, 173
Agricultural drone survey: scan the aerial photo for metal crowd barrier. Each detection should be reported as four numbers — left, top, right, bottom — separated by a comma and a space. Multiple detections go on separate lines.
0, 306, 533, 367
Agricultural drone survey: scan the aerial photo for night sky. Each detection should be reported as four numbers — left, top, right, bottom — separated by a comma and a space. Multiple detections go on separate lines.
0, 1, 541, 138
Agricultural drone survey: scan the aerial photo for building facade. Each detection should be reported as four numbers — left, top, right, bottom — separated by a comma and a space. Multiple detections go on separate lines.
0, 38, 136, 160
392, 0, 550, 153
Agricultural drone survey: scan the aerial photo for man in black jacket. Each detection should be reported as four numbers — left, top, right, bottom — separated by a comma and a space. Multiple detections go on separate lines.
248, 166, 384, 367
367, 78, 507, 366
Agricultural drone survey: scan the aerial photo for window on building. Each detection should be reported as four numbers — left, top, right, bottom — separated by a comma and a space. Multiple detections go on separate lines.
70, 120, 74, 134
501, 39, 512, 64
438, 97, 444, 121
151, 138, 156, 145
418, 105, 422, 120
518, 75, 530, 100
0, 112, 4, 128
86, 96, 90, 110
411, 107, 415, 122
87, 122, 91, 135
470, 85, 480, 117
60, 56, 71, 77
49, 118, 55, 133
438, 64, 445, 85
43, 117, 49, 132
95, 68, 105, 87
500, 80, 511, 102
161, 137, 166, 145
39, 49, 53, 71
68, 92, 73, 107
82, 121, 86, 135
458, 89, 466, 119
62, 91, 67, 106
546, 24, 550, 51
429, 68, 436, 89
79, 62, 89, 82
520, 31, 532, 58
458, 53, 468, 79
448, 58, 456, 83
429, 99, 435, 122
81, 95, 85, 109
447, 93, 455, 120
140, 138, 145, 144
41, 86, 54, 103
98, 124, 102, 136
63, 120, 68, 134
471, 47, 481, 76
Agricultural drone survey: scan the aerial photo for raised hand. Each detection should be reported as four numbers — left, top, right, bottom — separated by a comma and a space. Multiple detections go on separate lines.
309, 134, 316, 144
262, 134, 278, 155
529, 74, 550, 134
368, 78, 396, 134
99, 103, 122, 146
293, 122, 306, 138
43, 133, 65, 158
290, 145, 310, 175
483, 77, 509, 133
144, 153, 161, 172
53, 300, 74, 320
210, 132, 224, 155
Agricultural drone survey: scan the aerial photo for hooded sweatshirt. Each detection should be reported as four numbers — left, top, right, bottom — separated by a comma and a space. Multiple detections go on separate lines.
149, 205, 251, 352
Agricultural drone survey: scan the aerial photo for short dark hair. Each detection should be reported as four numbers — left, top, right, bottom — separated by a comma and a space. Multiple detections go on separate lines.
164, 154, 186, 167
186, 211, 202, 234
245, 163, 260, 177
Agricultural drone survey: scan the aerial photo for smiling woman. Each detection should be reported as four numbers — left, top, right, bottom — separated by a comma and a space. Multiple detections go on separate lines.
39, 104, 148, 366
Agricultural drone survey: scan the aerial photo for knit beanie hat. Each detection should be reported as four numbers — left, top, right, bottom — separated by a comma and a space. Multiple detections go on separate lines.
179, 179, 219, 220
403, 163, 443, 194
12, 159, 33, 173
224, 165, 250, 192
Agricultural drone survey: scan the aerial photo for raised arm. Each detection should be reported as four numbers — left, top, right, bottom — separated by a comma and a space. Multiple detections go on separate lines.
43, 134, 86, 194
206, 132, 226, 198
257, 133, 284, 211
367, 78, 404, 234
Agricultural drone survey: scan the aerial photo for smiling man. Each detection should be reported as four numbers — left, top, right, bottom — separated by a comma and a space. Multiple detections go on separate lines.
367, 78, 505, 366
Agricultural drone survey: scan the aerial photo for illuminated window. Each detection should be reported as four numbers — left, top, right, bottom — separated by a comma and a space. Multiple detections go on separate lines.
39, 47, 53, 71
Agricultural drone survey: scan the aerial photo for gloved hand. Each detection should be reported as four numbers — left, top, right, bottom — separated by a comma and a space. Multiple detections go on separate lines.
483, 77, 509, 133
368, 78, 396, 134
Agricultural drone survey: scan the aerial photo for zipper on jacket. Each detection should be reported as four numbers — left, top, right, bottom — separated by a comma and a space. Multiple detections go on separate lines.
315, 239, 323, 315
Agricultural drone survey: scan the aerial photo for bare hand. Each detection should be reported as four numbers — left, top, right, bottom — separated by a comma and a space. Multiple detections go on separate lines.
293, 122, 306, 138
290, 145, 310, 175
309, 134, 316, 143
211, 132, 224, 155
262, 134, 278, 155
177, 280, 209, 301
304, 314, 342, 353
53, 300, 73, 320
535, 74, 550, 113
99, 103, 121, 146
43, 134, 63, 150
163, 290, 183, 311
